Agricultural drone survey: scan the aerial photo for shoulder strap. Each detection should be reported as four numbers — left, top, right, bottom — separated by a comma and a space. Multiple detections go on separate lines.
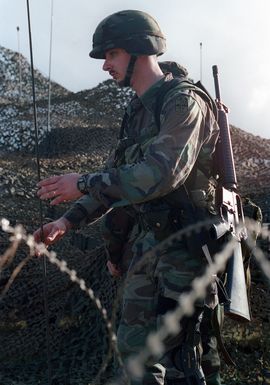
155, 78, 184, 130
118, 94, 139, 140
154, 77, 218, 130
194, 80, 218, 119
119, 111, 128, 140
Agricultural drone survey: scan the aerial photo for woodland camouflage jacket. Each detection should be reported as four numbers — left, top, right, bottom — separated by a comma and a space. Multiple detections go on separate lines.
64, 74, 219, 236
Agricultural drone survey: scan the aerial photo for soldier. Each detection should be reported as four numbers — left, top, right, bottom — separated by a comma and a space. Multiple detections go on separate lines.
34, 10, 221, 385
102, 60, 223, 385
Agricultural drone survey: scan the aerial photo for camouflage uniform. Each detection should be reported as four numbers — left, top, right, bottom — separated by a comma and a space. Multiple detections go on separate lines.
64, 71, 220, 384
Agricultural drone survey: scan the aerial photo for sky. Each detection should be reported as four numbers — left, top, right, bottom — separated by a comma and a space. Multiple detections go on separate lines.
1, 0, 270, 139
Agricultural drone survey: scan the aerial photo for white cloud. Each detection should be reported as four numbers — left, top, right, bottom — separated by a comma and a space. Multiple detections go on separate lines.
249, 85, 270, 112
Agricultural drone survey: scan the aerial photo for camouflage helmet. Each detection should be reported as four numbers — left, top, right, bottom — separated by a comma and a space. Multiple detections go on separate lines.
89, 10, 166, 59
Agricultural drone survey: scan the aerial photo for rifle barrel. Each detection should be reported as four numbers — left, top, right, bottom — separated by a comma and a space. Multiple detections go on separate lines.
212, 65, 237, 190
212, 65, 221, 101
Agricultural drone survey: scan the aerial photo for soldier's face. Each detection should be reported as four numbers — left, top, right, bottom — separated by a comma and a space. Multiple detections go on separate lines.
103, 48, 131, 84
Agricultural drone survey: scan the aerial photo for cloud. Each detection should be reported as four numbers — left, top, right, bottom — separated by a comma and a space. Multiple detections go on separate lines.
248, 85, 270, 113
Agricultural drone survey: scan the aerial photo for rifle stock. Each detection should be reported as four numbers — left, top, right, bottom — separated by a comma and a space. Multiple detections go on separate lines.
212, 65, 250, 322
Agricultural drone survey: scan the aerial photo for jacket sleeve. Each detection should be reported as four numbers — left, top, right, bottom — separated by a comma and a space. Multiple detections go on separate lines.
63, 193, 108, 227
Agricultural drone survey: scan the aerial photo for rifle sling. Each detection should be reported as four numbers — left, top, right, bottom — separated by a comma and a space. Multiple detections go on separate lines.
212, 306, 236, 367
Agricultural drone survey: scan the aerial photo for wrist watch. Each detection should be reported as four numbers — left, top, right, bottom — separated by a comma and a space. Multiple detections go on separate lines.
77, 174, 88, 194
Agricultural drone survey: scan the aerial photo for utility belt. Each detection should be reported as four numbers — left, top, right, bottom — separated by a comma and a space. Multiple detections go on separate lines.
135, 187, 213, 240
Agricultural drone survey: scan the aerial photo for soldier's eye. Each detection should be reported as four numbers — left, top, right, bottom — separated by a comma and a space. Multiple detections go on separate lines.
109, 50, 118, 58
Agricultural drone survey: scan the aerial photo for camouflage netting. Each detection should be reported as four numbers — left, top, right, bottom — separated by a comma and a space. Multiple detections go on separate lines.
0, 121, 123, 384
0, 237, 119, 385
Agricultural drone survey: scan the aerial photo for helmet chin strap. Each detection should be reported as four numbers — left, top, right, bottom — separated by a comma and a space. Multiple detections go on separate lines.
119, 55, 137, 87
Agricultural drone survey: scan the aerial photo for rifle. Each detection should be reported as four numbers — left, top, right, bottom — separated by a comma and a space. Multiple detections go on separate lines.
211, 65, 251, 322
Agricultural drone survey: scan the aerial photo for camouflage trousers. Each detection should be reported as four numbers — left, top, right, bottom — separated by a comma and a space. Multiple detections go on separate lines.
201, 307, 222, 385
116, 234, 209, 385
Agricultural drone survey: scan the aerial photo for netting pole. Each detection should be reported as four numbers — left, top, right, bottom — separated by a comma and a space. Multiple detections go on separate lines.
47, 0, 54, 157
200, 42, 203, 82
25, 0, 52, 383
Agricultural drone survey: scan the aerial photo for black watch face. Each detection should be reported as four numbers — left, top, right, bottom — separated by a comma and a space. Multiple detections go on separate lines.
78, 176, 86, 193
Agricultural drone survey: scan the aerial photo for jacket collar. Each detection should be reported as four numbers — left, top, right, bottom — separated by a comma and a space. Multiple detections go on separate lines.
139, 73, 173, 113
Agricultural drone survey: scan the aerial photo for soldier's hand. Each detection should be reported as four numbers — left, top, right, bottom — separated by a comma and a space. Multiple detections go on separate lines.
37, 173, 84, 205
33, 217, 72, 256
107, 260, 122, 277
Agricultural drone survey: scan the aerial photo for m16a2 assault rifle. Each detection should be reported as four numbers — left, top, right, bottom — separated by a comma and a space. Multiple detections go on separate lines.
211, 65, 251, 322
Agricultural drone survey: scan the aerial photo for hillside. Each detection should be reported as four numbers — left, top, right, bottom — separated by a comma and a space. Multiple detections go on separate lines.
0, 45, 70, 103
